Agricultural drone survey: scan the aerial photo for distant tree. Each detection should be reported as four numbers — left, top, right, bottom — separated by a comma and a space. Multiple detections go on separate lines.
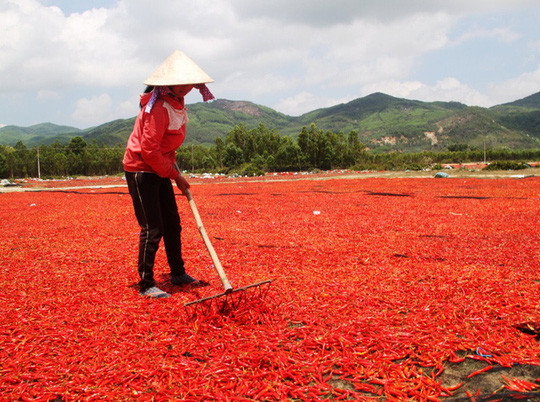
39, 143, 66, 176
215, 137, 224, 168
68, 136, 87, 155
0, 145, 16, 178
66, 137, 89, 175
13, 141, 31, 177
225, 124, 252, 162
274, 136, 301, 171
346, 130, 367, 166
0, 149, 8, 178
297, 124, 318, 168
297, 124, 342, 169
223, 143, 244, 167
447, 143, 469, 152
250, 123, 282, 157
318, 131, 336, 170
175, 144, 212, 172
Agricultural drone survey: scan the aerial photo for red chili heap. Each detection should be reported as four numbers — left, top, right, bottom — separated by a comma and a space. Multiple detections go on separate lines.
1, 176, 539, 400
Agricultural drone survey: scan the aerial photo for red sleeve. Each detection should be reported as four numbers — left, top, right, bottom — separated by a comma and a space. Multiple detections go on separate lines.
140, 104, 179, 179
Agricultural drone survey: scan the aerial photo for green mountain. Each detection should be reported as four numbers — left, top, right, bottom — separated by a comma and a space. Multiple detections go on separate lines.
1, 92, 539, 151
295, 93, 469, 151
186, 99, 294, 143
490, 92, 540, 142
496, 91, 540, 109
0, 123, 81, 146
81, 118, 137, 146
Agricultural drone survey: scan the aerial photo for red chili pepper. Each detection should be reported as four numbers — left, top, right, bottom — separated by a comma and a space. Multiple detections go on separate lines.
467, 365, 493, 378
432, 363, 444, 378
2, 176, 540, 400
448, 351, 466, 363
502, 375, 539, 392
516, 378, 538, 391
446, 381, 463, 391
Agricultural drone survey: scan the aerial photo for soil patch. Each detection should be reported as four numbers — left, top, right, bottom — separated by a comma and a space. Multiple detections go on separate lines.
439, 357, 540, 399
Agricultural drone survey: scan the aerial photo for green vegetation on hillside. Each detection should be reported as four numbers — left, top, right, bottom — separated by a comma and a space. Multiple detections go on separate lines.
0, 123, 81, 146
1, 91, 539, 152
1, 125, 538, 179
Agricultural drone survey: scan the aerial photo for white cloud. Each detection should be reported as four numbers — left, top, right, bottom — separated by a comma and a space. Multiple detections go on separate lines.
275, 92, 352, 116
360, 77, 492, 106
453, 27, 521, 46
0, 1, 142, 93
204, 9, 456, 113
36, 90, 61, 101
487, 65, 540, 105
528, 38, 540, 53
71, 93, 114, 126
228, 0, 539, 25
413, 78, 492, 106
0, 0, 539, 126
1, 0, 456, 99
71, 92, 141, 126
116, 94, 141, 119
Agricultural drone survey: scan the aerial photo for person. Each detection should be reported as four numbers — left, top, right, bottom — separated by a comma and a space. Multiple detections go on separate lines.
123, 50, 215, 299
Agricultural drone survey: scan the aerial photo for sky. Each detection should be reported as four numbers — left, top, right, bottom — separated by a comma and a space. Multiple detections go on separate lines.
1, 0, 539, 129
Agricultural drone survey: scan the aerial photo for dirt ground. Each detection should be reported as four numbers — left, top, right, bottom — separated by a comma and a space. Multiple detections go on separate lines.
326, 351, 540, 400
439, 357, 540, 400
1, 167, 538, 194
331, 167, 539, 180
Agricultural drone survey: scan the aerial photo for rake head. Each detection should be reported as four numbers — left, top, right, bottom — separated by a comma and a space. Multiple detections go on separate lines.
184, 279, 273, 319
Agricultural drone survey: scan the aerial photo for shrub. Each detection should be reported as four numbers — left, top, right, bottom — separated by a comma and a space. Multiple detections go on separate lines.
229, 163, 265, 177
483, 161, 528, 171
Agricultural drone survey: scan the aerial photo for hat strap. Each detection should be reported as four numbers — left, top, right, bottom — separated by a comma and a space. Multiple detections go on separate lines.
144, 84, 214, 113
194, 84, 215, 102
144, 87, 169, 113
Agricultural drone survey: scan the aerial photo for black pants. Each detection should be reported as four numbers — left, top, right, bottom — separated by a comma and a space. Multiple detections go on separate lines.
125, 171, 185, 291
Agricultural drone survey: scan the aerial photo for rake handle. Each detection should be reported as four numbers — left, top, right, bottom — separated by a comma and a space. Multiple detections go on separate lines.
184, 187, 233, 293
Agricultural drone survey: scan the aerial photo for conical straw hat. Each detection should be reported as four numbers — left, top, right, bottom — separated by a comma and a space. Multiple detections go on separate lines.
144, 50, 214, 86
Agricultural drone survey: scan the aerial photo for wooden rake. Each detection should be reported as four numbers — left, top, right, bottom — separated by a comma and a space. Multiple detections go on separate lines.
181, 179, 272, 317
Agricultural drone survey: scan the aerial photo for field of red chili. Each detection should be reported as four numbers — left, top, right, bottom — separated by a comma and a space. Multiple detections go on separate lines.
1, 175, 539, 400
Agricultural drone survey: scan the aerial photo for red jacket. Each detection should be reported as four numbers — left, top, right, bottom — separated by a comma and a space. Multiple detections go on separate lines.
123, 92, 187, 179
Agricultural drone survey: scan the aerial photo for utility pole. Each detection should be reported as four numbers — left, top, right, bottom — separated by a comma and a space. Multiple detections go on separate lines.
36, 147, 41, 179
191, 144, 194, 172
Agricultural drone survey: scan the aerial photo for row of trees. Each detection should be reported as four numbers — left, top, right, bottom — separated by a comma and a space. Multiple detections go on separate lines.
0, 137, 124, 178
1, 123, 538, 179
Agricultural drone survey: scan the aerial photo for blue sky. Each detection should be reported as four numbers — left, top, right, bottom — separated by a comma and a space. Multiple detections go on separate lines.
413, 11, 538, 86
1, 0, 539, 129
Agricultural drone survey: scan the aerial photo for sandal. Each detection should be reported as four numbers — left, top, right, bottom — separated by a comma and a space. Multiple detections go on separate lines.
140, 286, 171, 299
171, 273, 206, 286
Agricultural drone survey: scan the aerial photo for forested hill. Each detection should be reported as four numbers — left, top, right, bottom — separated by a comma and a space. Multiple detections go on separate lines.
494, 91, 540, 108
1, 91, 539, 152
0, 123, 82, 146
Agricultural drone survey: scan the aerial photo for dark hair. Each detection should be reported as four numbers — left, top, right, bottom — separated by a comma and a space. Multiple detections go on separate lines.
139, 86, 155, 108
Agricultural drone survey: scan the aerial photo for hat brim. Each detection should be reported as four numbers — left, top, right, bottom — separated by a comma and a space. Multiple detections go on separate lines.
143, 50, 214, 86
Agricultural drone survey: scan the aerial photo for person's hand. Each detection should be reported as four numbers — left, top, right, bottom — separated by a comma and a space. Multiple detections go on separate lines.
174, 175, 190, 195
